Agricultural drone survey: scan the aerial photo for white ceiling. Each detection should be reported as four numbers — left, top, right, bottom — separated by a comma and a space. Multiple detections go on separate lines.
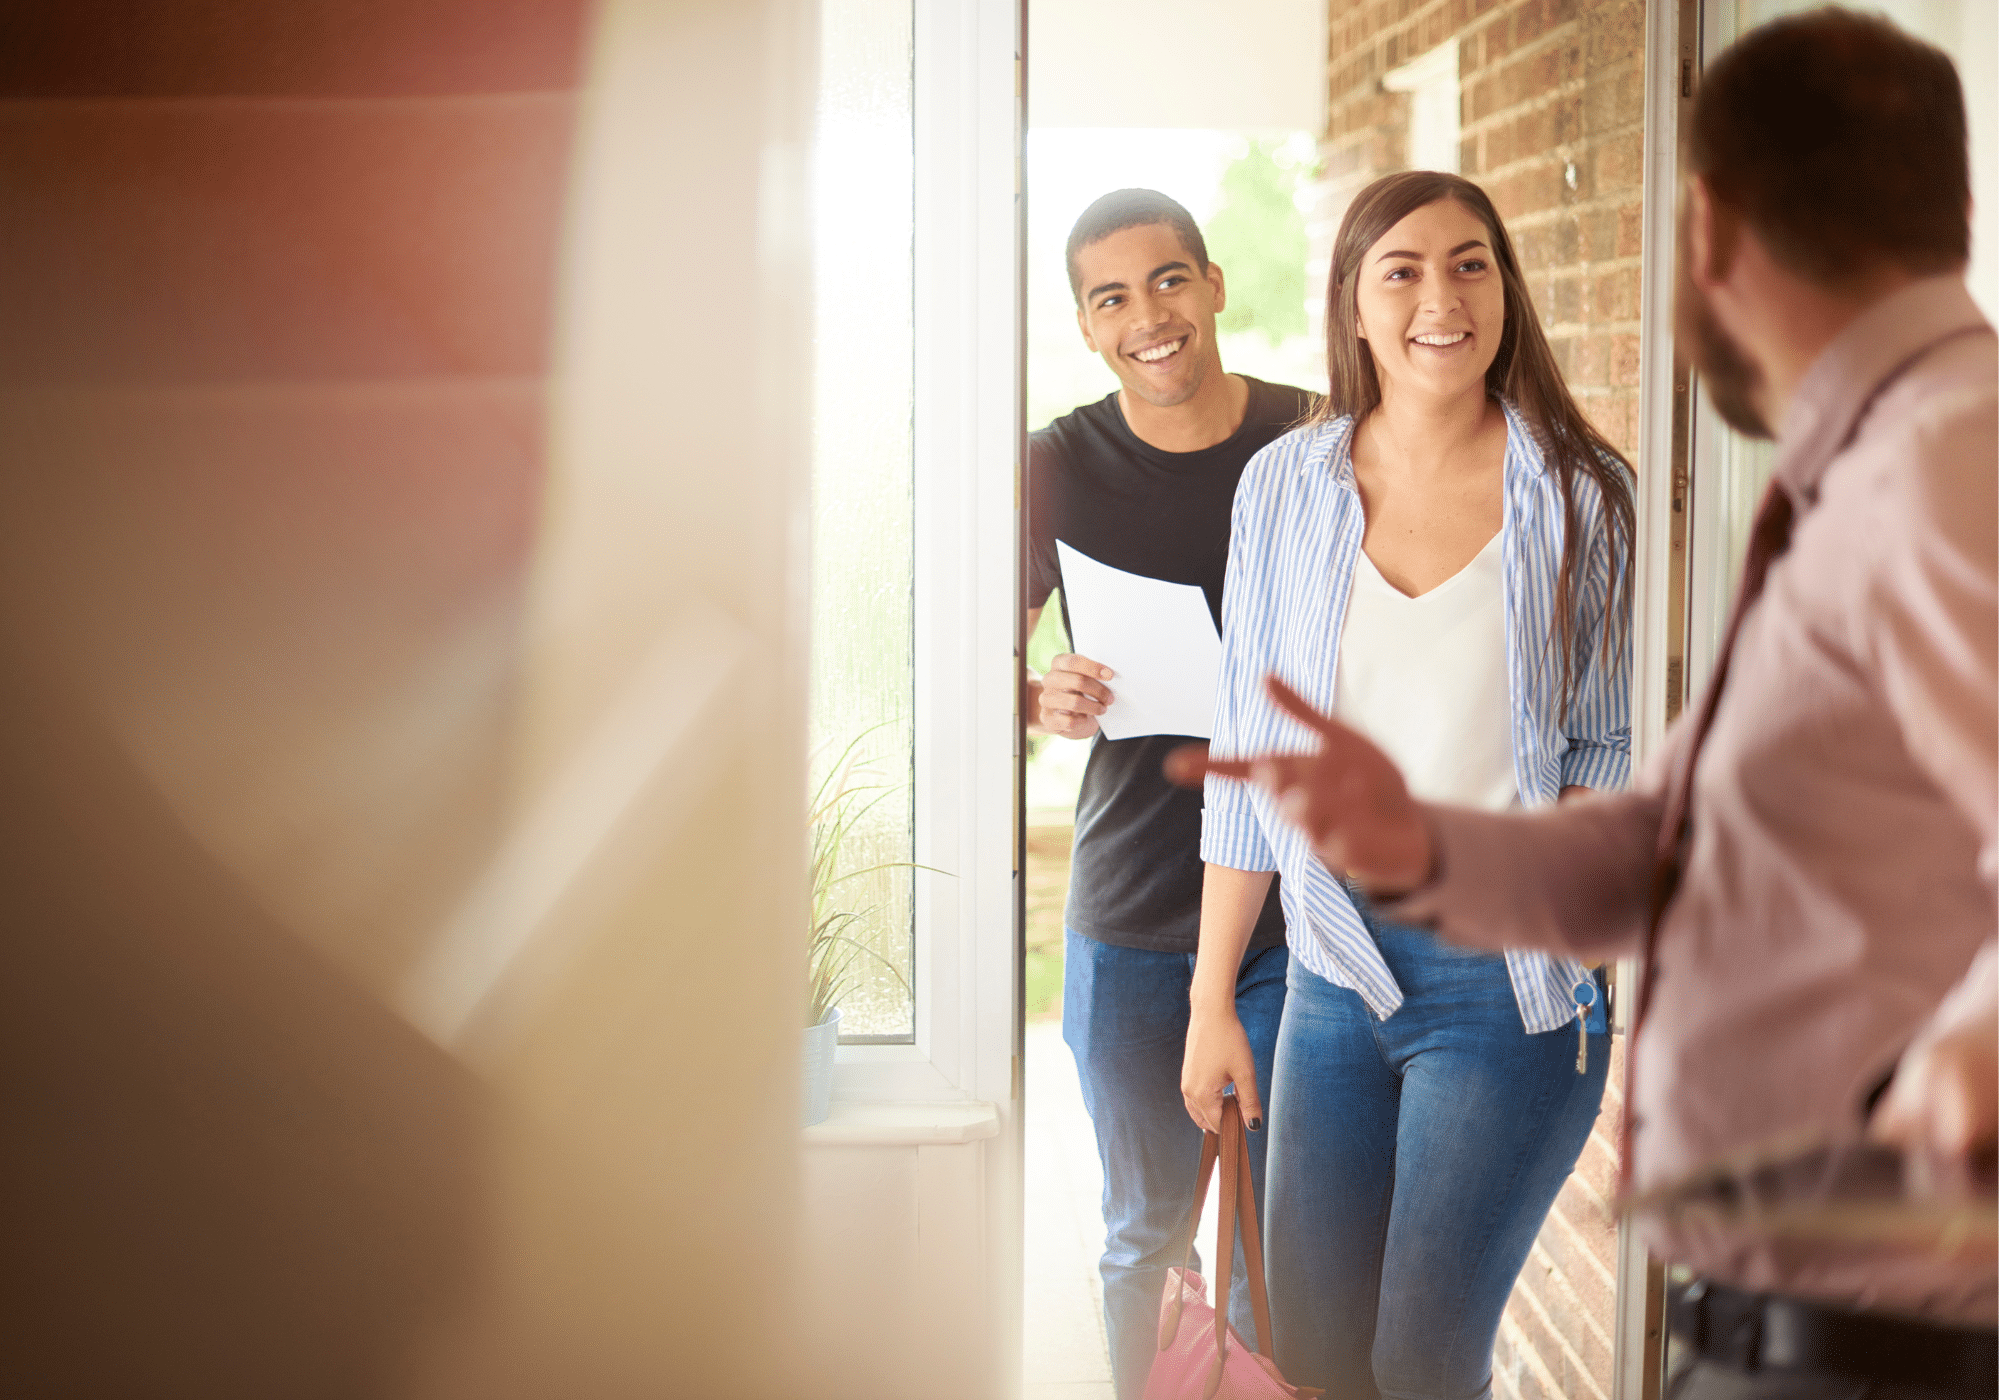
1027, 0, 1327, 131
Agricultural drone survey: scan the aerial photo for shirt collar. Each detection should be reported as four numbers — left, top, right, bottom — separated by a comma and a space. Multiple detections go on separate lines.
1773, 275, 1990, 505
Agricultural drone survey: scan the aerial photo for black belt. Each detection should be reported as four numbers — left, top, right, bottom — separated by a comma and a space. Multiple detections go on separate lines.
1669, 1279, 1997, 1393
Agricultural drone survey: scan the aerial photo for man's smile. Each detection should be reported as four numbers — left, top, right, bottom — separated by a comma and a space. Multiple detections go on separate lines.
1131, 336, 1188, 364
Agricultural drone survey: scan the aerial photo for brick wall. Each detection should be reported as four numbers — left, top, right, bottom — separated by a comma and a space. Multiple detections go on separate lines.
1311, 3, 1647, 1396
1493, 1037, 1626, 1400
1312, 0, 1647, 458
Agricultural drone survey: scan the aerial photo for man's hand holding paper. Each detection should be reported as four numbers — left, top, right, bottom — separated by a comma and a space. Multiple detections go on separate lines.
1054, 540, 1222, 741
1037, 651, 1115, 740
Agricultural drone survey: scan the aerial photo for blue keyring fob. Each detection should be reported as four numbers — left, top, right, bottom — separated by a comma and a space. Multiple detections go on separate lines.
1574, 975, 1607, 1034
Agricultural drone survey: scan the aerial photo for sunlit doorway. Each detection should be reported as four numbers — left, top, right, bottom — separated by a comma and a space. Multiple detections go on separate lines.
1020, 2, 1663, 1397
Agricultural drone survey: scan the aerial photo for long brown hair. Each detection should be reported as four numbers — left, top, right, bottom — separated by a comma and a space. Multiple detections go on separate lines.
1314, 170, 1634, 716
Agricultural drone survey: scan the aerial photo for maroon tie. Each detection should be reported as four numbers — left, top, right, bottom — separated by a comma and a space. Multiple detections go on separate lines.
1621, 478, 1796, 1185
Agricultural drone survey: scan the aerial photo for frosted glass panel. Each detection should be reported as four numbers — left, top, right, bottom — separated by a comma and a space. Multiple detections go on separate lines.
810, 0, 915, 1043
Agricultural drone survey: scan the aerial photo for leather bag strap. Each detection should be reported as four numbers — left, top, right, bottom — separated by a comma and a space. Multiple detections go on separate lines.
1158, 1121, 1224, 1352
1174, 1122, 1222, 1275
1229, 1098, 1276, 1356
1208, 1097, 1276, 1392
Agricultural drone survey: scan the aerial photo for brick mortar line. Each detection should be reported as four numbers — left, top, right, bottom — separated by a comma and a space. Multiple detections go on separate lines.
1520, 253, 1645, 272
1329, 0, 1479, 54
1463, 78, 1646, 125
1470, 133, 1648, 176
1505, 197, 1644, 217
1525, 1233, 1619, 1356
1498, 1309, 1573, 1400
1475, 153, 1645, 189
1561, 1157, 1616, 1223
1474, 160, 1646, 200
1333, 48, 1640, 126
1546, 323, 1645, 340
1517, 1253, 1616, 1377
1494, 1344, 1527, 1400
1584, 1124, 1621, 1163
1473, 138, 1647, 184
1537, 1206, 1621, 1308
1466, 46, 1643, 94
1462, 19, 1643, 83
1457, 72, 1607, 127
1511, 227, 1641, 252
1545, 312, 1645, 328
1510, 1264, 1614, 1400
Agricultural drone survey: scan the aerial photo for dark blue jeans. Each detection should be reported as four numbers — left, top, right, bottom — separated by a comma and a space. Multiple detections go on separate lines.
1062, 929, 1289, 1400
1265, 917, 1608, 1400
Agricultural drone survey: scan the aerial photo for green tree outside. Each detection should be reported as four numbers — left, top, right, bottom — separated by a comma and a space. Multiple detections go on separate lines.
1207, 138, 1312, 348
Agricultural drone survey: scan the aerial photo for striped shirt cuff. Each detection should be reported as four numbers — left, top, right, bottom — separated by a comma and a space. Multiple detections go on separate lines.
1560, 740, 1630, 793
1200, 802, 1278, 873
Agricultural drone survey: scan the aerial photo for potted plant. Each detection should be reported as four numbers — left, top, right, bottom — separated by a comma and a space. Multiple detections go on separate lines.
804, 736, 923, 1126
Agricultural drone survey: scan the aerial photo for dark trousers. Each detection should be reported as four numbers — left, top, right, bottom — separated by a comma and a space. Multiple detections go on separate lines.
1666, 1281, 1998, 1400
1668, 1356, 1992, 1400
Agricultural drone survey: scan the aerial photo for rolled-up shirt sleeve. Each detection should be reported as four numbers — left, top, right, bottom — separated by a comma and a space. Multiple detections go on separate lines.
1201, 778, 1275, 872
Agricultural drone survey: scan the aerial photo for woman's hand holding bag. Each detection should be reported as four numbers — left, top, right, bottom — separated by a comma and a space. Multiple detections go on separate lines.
1143, 1097, 1319, 1400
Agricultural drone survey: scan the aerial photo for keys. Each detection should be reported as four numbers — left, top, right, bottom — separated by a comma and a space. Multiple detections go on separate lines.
1573, 977, 1600, 1076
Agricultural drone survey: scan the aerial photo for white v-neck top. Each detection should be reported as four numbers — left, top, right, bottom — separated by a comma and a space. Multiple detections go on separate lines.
1202, 402, 1633, 1033
1333, 530, 1519, 812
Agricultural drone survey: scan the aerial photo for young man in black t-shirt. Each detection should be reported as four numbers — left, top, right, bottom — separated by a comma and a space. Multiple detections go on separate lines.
1025, 189, 1313, 1399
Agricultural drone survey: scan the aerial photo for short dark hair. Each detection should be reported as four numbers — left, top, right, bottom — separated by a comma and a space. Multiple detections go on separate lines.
1064, 189, 1209, 302
1691, 8, 1969, 285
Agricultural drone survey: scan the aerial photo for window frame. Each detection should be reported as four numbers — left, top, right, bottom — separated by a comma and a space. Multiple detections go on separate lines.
830, 0, 1021, 1108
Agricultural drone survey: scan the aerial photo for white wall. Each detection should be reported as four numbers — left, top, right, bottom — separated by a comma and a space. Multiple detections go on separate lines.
0, 2, 817, 1394
1027, 0, 1326, 131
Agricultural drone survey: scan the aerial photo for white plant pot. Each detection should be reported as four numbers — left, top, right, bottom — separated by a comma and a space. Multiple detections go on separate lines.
801, 1005, 842, 1126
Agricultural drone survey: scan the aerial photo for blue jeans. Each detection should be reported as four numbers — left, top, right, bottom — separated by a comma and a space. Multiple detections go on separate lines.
1265, 916, 1608, 1400
1062, 929, 1289, 1400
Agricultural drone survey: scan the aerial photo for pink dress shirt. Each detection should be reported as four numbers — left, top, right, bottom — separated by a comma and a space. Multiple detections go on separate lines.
1395, 276, 1997, 1323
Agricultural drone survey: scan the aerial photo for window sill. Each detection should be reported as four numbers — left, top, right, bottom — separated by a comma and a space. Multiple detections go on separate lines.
801, 1099, 1000, 1147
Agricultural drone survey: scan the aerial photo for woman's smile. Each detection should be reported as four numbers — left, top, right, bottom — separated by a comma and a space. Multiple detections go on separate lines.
1410, 330, 1470, 348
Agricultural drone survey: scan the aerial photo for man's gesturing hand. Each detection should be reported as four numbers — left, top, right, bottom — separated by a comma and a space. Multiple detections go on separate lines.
1166, 675, 1434, 895
1037, 653, 1115, 740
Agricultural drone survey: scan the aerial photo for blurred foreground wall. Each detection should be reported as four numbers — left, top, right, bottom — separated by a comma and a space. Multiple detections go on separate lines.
0, 2, 812, 1395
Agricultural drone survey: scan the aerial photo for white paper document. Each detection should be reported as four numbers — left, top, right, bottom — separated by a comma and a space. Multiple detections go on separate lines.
1056, 540, 1222, 741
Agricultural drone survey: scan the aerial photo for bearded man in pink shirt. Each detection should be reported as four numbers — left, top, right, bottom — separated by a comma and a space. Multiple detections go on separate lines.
1176, 10, 1996, 1398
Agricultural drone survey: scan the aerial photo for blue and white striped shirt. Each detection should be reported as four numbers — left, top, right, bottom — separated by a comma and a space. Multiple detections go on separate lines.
1200, 403, 1632, 1034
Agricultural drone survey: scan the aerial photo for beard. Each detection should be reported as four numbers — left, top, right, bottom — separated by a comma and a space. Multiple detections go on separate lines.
1676, 246, 1772, 439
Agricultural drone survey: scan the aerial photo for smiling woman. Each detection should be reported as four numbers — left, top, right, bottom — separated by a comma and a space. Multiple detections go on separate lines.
1314, 171, 1636, 711
1182, 169, 1636, 1399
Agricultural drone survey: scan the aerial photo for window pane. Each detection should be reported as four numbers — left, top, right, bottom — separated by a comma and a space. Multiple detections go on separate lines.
810, 0, 915, 1043
1696, 1, 1995, 662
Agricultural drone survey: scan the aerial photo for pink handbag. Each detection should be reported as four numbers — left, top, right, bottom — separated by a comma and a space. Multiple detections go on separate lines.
1143, 1096, 1319, 1400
